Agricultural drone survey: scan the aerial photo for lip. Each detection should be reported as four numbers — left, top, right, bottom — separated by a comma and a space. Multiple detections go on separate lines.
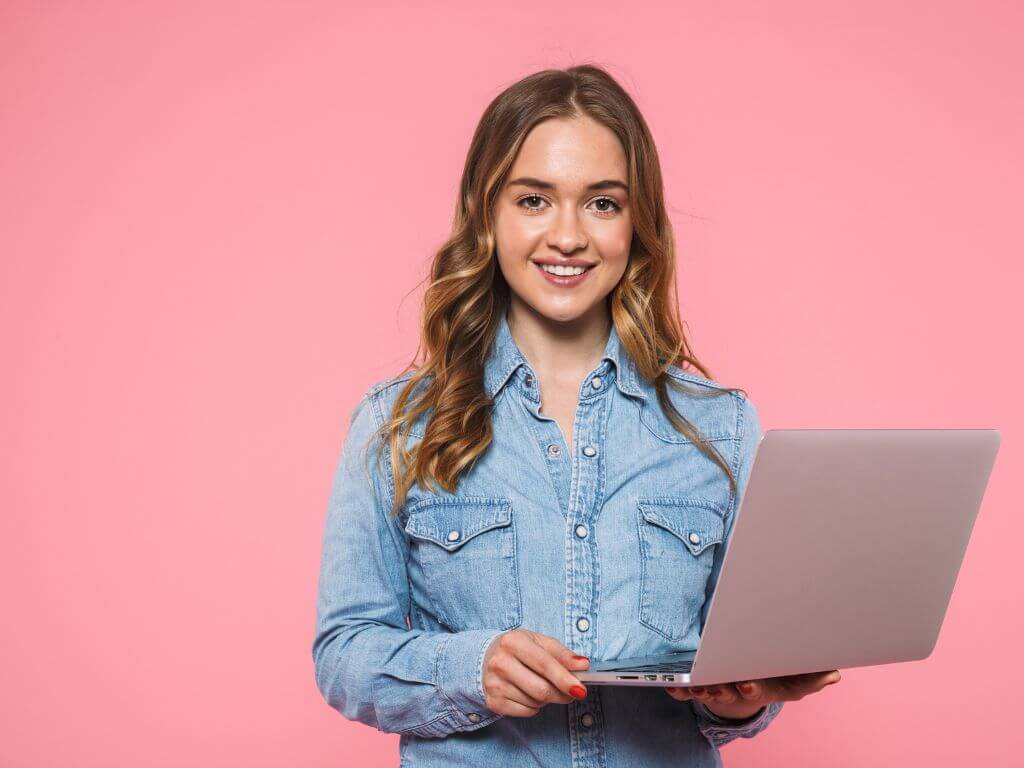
532, 260, 596, 287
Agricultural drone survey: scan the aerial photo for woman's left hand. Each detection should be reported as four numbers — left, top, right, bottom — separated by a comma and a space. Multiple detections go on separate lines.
664, 669, 841, 719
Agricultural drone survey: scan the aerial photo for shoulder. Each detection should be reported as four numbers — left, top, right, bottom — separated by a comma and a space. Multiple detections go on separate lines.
360, 370, 435, 438
639, 364, 756, 444
365, 370, 419, 400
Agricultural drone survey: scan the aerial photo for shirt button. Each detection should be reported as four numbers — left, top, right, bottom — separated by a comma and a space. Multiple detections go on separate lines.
524, 373, 533, 387
576, 616, 590, 632
468, 712, 481, 722
590, 376, 602, 390
447, 530, 461, 542
582, 446, 597, 457
547, 443, 561, 457
580, 712, 595, 727
688, 532, 701, 544
575, 524, 588, 538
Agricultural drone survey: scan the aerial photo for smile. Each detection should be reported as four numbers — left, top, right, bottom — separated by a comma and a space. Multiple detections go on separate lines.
532, 261, 596, 287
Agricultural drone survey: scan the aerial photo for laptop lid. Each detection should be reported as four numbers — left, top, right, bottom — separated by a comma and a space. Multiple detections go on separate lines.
689, 428, 1000, 686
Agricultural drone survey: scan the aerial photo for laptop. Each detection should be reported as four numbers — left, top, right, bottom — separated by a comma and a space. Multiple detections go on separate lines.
573, 428, 1001, 687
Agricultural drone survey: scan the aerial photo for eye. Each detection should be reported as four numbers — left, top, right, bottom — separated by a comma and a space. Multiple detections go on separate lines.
515, 194, 623, 216
516, 194, 548, 213
591, 197, 622, 216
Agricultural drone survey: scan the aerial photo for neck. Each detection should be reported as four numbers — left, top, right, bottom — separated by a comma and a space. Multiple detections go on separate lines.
505, 298, 610, 383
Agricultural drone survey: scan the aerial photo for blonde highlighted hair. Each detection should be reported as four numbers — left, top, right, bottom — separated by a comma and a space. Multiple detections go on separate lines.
369, 64, 747, 516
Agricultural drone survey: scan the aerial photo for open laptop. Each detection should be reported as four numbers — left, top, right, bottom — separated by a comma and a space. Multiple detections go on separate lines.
573, 428, 1001, 687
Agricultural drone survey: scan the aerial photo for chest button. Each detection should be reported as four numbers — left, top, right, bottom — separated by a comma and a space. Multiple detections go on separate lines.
575, 524, 588, 538
576, 616, 590, 632
580, 712, 595, 727
547, 443, 561, 457
582, 445, 597, 457
468, 712, 481, 723
524, 373, 533, 387
590, 376, 602, 390
688, 532, 701, 544
447, 530, 461, 542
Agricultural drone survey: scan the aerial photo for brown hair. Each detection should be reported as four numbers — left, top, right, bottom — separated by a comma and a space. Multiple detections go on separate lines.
369, 64, 747, 517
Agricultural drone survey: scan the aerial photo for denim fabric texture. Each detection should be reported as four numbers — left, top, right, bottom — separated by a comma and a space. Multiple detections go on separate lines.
313, 311, 784, 766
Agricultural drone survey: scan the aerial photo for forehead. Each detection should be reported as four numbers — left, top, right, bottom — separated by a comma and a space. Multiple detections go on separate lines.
509, 116, 627, 187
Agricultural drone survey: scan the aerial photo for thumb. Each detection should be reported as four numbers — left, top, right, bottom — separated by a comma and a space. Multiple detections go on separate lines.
534, 633, 590, 670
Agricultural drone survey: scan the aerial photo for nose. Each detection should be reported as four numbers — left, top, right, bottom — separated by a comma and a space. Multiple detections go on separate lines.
545, 206, 587, 253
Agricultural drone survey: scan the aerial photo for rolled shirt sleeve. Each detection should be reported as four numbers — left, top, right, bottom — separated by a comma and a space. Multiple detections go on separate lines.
692, 700, 785, 748
693, 393, 785, 748
311, 387, 506, 738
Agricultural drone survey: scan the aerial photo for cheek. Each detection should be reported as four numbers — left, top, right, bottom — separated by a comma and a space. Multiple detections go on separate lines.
594, 229, 632, 276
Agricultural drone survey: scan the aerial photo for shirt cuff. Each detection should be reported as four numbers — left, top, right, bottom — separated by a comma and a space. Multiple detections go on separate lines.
692, 699, 784, 748
435, 629, 506, 731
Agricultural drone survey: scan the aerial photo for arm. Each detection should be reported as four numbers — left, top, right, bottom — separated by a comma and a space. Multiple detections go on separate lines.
691, 393, 785, 748
312, 389, 505, 738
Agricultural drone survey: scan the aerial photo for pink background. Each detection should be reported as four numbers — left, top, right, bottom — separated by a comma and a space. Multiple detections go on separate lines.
2, 1, 1021, 765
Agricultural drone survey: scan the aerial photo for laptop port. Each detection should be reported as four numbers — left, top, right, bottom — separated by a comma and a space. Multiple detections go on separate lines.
662, 675, 675, 682
644, 674, 658, 680
616, 675, 639, 679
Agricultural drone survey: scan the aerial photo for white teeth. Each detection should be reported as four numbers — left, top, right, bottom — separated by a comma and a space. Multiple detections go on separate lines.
538, 263, 589, 276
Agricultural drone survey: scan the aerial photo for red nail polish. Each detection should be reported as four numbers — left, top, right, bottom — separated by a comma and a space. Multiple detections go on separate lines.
570, 685, 587, 699
738, 683, 753, 692
572, 655, 589, 661
691, 686, 705, 694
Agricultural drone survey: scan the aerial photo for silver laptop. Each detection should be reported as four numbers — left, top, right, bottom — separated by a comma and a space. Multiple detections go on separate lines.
574, 429, 1001, 687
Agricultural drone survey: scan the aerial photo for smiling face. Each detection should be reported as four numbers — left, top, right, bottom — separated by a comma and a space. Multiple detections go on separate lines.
493, 115, 633, 325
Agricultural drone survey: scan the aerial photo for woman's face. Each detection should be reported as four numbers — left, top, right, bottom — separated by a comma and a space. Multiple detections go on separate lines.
494, 116, 633, 325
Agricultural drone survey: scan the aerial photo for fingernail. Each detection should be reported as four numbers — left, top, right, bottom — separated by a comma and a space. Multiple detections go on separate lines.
570, 685, 587, 699
572, 655, 589, 662
691, 686, 705, 694
738, 683, 754, 693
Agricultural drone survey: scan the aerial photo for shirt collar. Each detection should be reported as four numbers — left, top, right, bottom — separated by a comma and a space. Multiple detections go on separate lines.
483, 310, 646, 401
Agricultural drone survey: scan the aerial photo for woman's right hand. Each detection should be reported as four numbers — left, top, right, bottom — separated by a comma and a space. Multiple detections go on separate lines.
482, 629, 592, 717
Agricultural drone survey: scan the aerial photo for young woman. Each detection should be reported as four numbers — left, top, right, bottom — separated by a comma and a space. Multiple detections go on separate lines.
313, 65, 840, 766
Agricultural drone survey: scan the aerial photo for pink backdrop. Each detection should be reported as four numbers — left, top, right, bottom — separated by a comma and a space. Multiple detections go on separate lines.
3, 1, 1021, 765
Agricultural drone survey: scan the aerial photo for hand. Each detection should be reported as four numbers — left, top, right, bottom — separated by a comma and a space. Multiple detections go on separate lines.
482, 629, 592, 717
664, 669, 842, 720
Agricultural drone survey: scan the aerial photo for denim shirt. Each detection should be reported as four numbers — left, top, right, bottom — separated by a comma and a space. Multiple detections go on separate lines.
313, 312, 784, 767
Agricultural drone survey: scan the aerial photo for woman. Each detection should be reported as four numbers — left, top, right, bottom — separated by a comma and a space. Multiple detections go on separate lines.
313, 64, 839, 766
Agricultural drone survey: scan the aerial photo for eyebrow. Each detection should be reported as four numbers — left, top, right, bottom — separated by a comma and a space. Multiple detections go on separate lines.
506, 176, 629, 194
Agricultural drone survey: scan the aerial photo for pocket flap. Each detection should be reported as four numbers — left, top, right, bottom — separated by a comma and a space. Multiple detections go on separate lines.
638, 498, 726, 556
404, 497, 512, 551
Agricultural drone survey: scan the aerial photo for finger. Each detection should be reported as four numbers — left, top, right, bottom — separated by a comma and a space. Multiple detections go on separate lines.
698, 685, 738, 704
664, 686, 693, 701
736, 680, 761, 701
531, 632, 591, 673
513, 633, 587, 701
709, 684, 741, 704
787, 670, 842, 694
496, 671, 552, 710
494, 696, 543, 718
505, 654, 575, 705
483, 647, 565, 708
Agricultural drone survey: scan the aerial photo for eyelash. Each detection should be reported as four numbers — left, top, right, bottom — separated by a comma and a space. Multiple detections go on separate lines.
515, 194, 622, 216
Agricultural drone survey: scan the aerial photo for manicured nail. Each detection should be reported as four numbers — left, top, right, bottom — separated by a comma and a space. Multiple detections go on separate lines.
570, 685, 587, 699
691, 686, 705, 694
572, 655, 589, 662
738, 683, 754, 693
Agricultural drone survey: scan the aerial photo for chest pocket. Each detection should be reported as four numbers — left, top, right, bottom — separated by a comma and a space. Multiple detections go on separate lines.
404, 497, 523, 633
637, 498, 726, 642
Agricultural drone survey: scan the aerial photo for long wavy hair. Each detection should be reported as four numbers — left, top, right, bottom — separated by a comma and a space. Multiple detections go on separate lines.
369, 64, 748, 517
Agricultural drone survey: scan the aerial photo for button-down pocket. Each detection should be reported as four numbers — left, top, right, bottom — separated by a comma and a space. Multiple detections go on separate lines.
404, 497, 523, 632
637, 498, 726, 642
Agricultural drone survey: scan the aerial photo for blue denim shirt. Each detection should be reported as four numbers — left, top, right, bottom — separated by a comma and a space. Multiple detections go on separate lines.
313, 312, 784, 766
